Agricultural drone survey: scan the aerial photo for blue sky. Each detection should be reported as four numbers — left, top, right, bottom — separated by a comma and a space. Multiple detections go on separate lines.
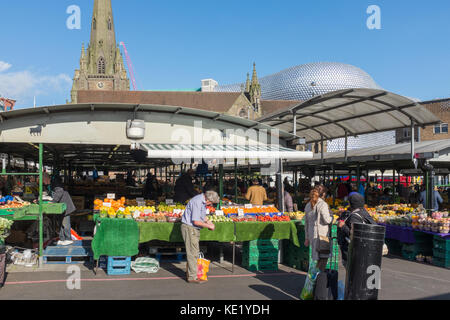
0, 0, 449, 109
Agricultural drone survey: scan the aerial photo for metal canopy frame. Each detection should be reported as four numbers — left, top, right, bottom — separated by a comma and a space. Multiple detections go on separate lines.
257, 88, 441, 144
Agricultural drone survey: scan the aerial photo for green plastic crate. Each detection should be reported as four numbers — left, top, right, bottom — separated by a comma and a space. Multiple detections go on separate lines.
244, 239, 279, 250
433, 238, 450, 251
243, 259, 278, 272
242, 250, 279, 260
432, 256, 450, 269
433, 248, 450, 260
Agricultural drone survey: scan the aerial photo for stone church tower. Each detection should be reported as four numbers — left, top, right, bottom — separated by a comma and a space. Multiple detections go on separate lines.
70, 0, 130, 103
244, 63, 262, 113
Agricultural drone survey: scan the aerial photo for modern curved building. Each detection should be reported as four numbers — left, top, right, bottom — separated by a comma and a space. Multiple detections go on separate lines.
215, 62, 383, 101
214, 62, 394, 152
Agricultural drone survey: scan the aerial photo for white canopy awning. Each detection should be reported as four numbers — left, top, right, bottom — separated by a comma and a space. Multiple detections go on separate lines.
136, 143, 313, 160
257, 89, 441, 143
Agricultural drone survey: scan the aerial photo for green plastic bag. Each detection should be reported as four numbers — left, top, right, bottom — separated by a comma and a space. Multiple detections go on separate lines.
300, 260, 319, 300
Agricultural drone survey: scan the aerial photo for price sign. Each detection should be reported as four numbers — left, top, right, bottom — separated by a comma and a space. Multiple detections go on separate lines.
118, 208, 125, 212
166, 199, 174, 205
103, 202, 111, 208
216, 210, 224, 217
107, 194, 115, 200
206, 209, 210, 215
136, 198, 144, 202
244, 204, 253, 209
238, 209, 244, 217
137, 201, 145, 207
144, 209, 153, 214
265, 213, 270, 216
173, 209, 182, 215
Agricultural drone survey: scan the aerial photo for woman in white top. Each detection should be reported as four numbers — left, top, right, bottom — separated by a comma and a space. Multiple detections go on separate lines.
304, 188, 333, 272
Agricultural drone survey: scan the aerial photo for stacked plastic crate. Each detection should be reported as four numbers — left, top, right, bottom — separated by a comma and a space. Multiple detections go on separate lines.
432, 236, 450, 269
242, 239, 279, 272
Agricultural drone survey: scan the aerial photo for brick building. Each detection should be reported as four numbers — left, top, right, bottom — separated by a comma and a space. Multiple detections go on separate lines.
396, 98, 449, 143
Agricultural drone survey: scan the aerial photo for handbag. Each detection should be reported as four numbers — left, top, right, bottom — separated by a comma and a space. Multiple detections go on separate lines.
315, 205, 331, 255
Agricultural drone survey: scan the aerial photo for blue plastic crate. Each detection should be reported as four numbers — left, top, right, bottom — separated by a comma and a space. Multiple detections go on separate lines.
107, 256, 131, 275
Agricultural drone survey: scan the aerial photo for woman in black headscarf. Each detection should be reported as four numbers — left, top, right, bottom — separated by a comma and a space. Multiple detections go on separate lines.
337, 193, 376, 268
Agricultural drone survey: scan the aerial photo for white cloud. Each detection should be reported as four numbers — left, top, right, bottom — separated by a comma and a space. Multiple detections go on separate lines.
0, 63, 72, 107
0, 61, 12, 73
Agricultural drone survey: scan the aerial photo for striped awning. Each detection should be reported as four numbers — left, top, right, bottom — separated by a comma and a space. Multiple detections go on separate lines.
136, 143, 313, 160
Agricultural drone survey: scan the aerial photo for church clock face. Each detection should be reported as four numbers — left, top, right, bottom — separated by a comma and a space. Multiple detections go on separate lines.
97, 82, 104, 89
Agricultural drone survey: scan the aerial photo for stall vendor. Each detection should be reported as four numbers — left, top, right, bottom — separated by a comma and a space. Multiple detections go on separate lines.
181, 190, 219, 284
245, 179, 268, 206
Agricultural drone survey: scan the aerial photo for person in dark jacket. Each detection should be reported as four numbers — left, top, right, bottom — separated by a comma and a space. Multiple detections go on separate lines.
143, 173, 157, 200
337, 193, 375, 268
51, 179, 76, 246
174, 170, 198, 204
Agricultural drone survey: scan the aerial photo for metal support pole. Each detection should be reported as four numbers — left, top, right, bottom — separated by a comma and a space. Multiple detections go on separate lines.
219, 164, 224, 207
357, 163, 361, 193
411, 120, 415, 161
276, 159, 284, 212
332, 165, 336, 207
293, 111, 297, 135
320, 134, 324, 165
344, 131, 348, 163
38, 144, 44, 267
234, 159, 238, 203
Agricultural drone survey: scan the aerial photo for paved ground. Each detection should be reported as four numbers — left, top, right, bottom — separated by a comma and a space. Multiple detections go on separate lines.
0, 244, 449, 300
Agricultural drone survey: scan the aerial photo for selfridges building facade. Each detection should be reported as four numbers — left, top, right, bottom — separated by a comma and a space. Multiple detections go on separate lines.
215, 62, 397, 152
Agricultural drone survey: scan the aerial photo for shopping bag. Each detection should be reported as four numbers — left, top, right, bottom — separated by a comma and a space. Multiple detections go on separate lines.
131, 257, 160, 274
300, 260, 319, 300
197, 252, 210, 281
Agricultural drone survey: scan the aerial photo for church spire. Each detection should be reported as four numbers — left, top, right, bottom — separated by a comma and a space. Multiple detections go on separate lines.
70, 0, 130, 104
249, 62, 261, 112
89, 0, 116, 75
245, 73, 251, 92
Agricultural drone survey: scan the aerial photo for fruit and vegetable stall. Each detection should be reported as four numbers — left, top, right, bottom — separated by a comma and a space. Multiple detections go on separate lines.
90, 196, 307, 272
331, 203, 450, 268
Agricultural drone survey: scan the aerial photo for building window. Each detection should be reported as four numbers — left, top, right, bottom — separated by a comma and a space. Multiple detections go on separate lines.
434, 123, 448, 134
403, 128, 411, 138
108, 18, 112, 30
93, 18, 96, 30
98, 57, 106, 74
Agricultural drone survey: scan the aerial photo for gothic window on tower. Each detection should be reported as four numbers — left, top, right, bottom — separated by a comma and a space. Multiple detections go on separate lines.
108, 18, 112, 30
98, 57, 106, 74
93, 18, 96, 30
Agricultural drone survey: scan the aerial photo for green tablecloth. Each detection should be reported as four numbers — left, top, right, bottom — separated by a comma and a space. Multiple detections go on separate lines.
235, 221, 300, 247
138, 222, 235, 243
92, 218, 139, 260
92, 219, 302, 259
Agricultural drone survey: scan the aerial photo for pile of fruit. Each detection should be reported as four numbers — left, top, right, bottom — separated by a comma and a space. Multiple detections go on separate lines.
157, 203, 186, 213
222, 206, 279, 215
287, 211, 305, 220
125, 199, 156, 207
0, 196, 30, 210
208, 215, 233, 223
135, 212, 172, 223
94, 197, 126, 211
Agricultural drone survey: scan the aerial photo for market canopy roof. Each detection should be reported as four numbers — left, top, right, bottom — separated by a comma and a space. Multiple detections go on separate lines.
286, 139, 450, 171
257, 89, 441, 144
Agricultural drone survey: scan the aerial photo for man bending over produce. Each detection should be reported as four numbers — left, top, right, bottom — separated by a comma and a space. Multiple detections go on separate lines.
181, 190, 219, 283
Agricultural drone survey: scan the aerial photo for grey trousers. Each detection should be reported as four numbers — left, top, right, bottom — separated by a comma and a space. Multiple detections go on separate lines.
181, 224, 200, 281
59, 214, 72, 241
